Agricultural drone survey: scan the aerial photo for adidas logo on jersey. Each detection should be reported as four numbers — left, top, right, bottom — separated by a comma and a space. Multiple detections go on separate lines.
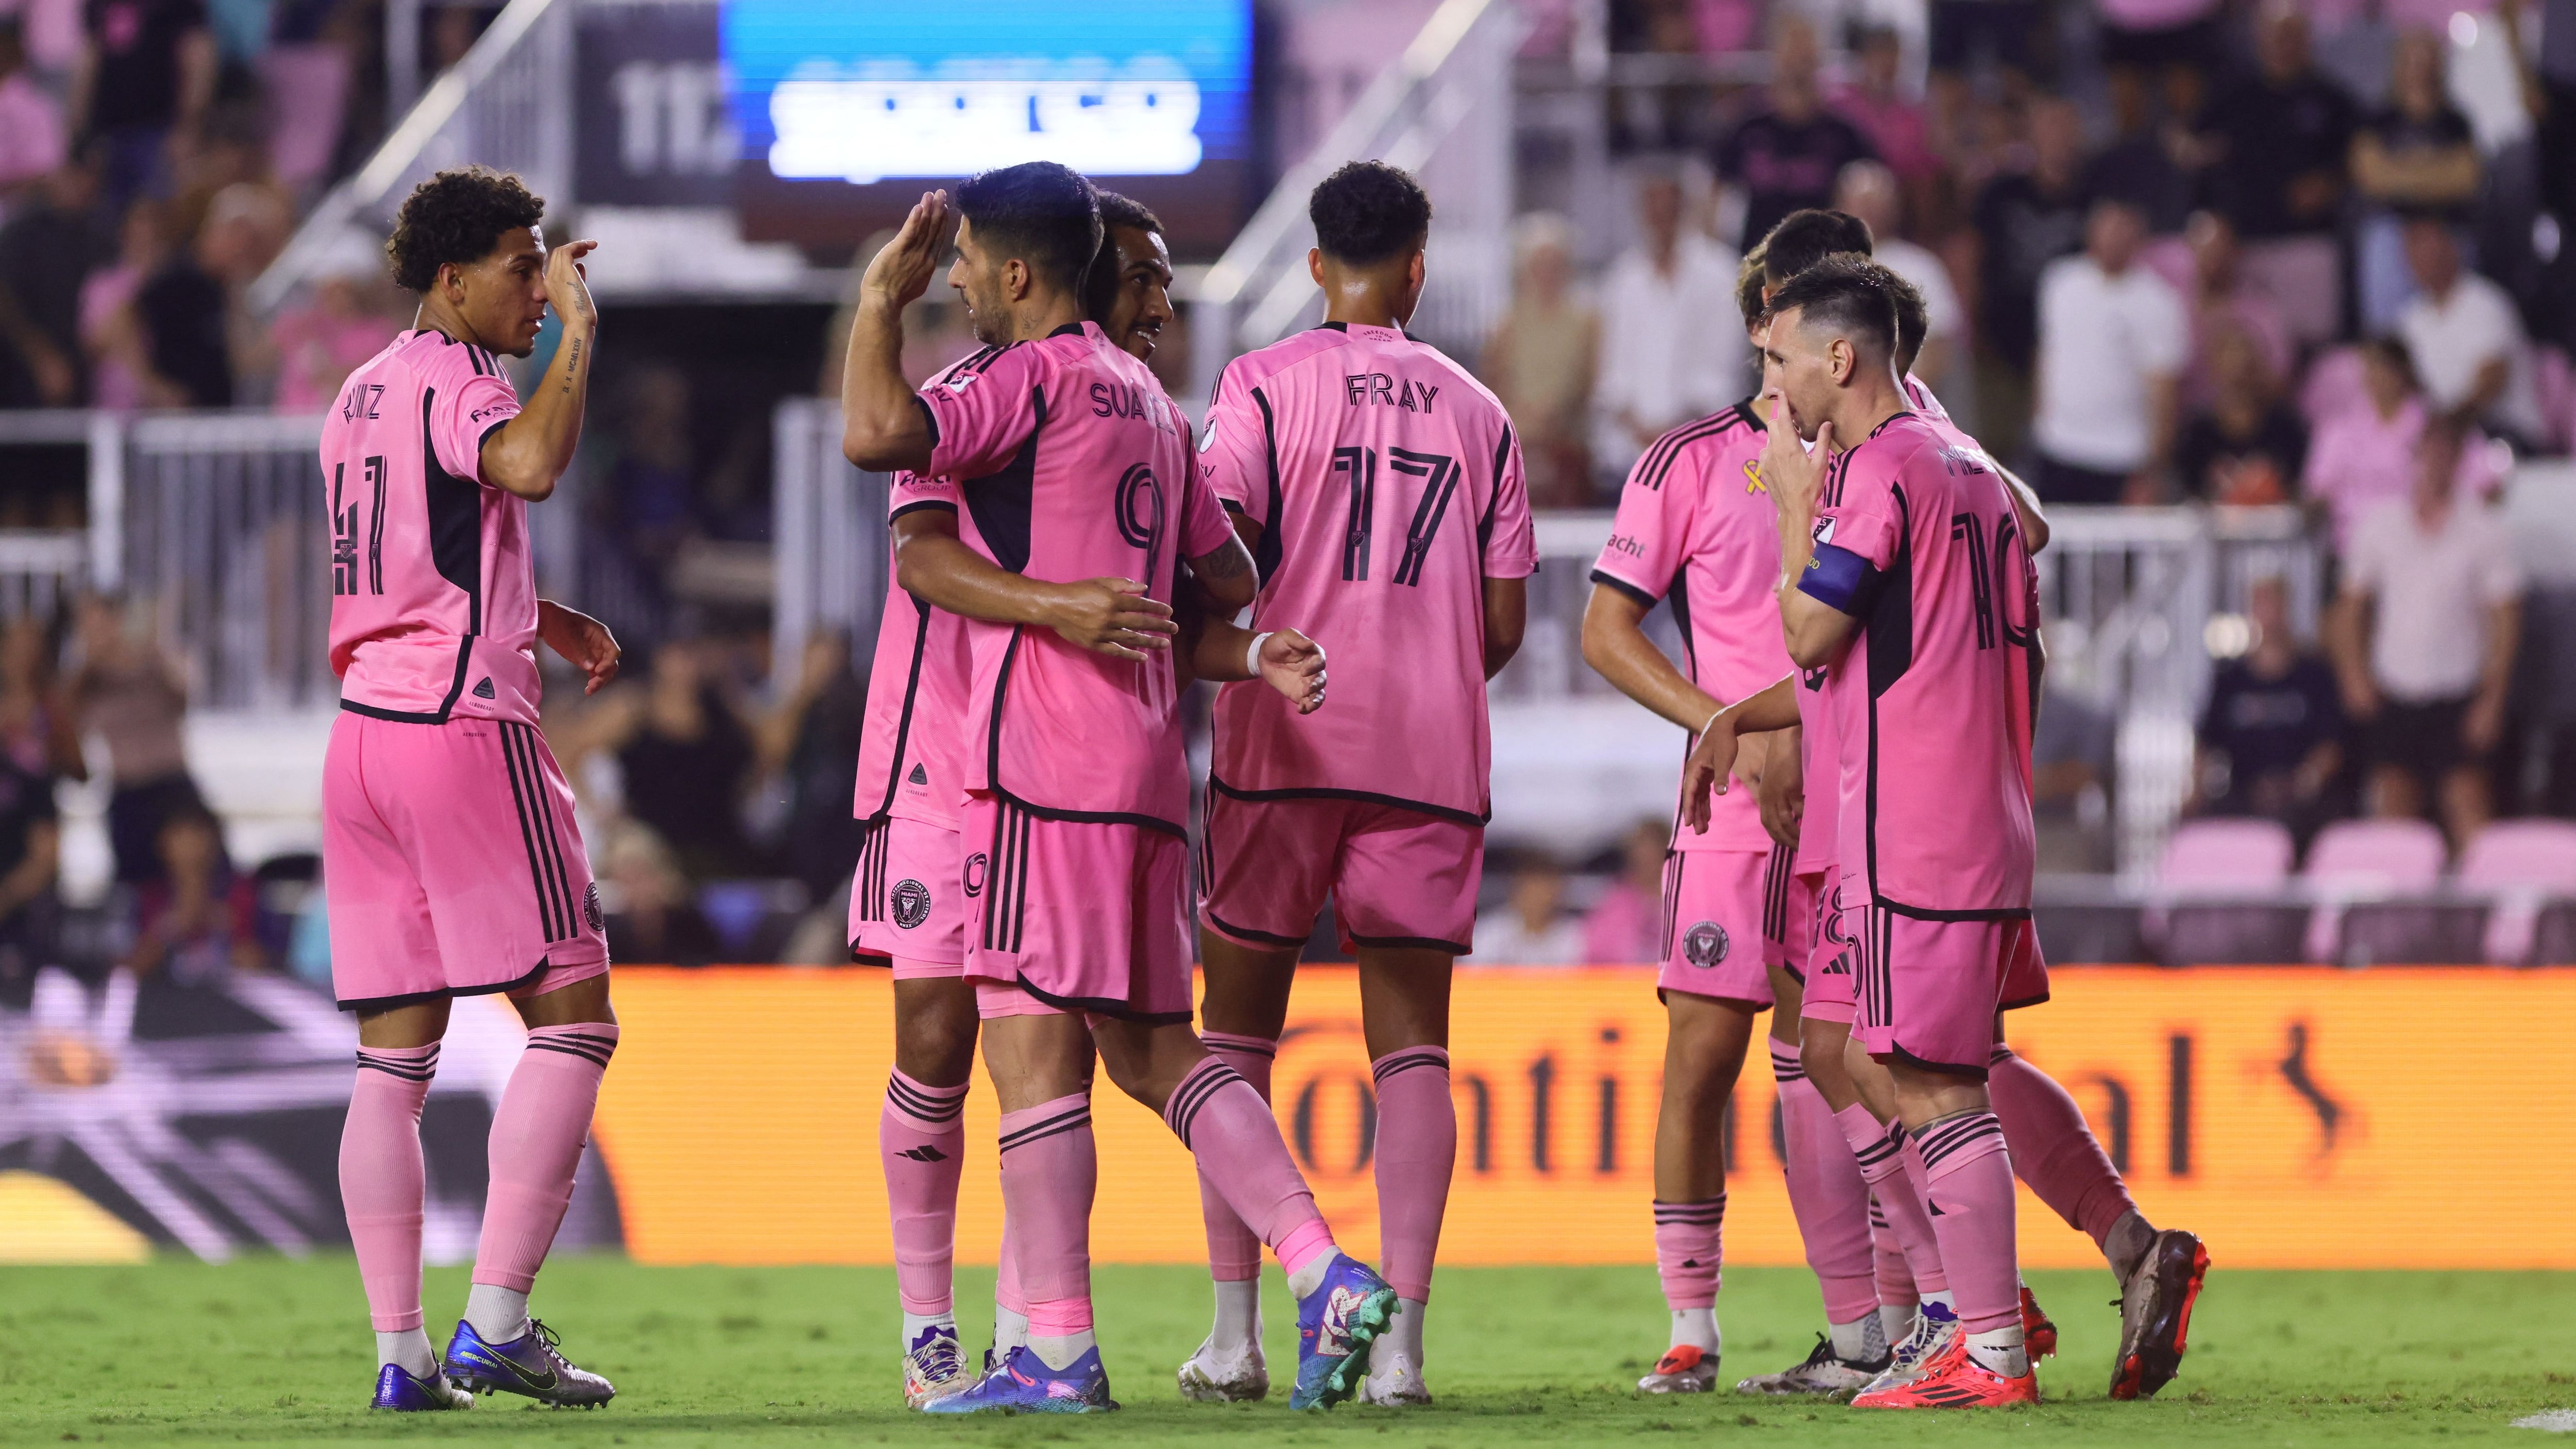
908, 763, 929, 786
471, 677, 496, 699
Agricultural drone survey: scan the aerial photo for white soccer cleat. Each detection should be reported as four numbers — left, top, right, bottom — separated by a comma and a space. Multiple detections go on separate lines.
1734, 1333, 1891, 1400
1636, 1343, 1719, 1393
1357, 1349, 1433, 1406
1176, 1335, 1269, 1403
1853, 1303, 1958, 1400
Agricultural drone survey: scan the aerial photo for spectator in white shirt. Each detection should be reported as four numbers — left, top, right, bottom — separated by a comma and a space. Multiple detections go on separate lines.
1592, 163, 1747, 486
1467, 856, 1587, 965
2395, 217, 2548, 446
2326, 417, 2525, 849
2030, 197, 2190, 504
1832, 159, 1963, 403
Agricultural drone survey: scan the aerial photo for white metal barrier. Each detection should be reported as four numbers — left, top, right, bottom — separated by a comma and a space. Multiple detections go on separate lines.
769, 399, 890, 689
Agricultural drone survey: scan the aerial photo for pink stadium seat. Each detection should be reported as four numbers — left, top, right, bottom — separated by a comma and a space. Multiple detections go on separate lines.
2158, 817, 2295, 891
2459, 819, 2576, 963
2302, 818, 2448, 960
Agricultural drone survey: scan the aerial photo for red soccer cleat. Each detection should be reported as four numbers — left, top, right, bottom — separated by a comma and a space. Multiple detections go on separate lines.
1852, 1336, 2040, 1409
2111, 1229, 2210, 1400
2021, 1284, 2058, 1361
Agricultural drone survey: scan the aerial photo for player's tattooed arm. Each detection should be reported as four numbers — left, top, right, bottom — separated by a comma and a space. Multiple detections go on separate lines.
1679, 674, 1801, 834
841, 190, 952, 473
892, 507, 1177, 661
1190, 620, 1327, 713
1185, 535, 1258, 615
481, 238, 598, 501
536, 600, 621, 695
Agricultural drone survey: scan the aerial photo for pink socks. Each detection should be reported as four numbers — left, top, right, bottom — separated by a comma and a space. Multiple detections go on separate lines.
880, 1069, 969, 1317
1163, 1054, 1336, 1279
1193, 1032, 1276, 1285
1988, 1046, 2138, 1251
997, 1094, 1097, 1335
1652, 1195, 1726, 1309
1908, 1110, 2020, 1335
1370, 1046, 1455, 1303
474, 1023, 618, 1294
1833, 1103, 1949, 1296
1870, 1199, 1918, 1307
1771, 1043, 1877, 1325
342, 1044, 437, 1332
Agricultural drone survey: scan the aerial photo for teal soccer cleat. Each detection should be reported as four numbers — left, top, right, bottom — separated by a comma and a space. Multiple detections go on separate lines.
1289, 1254, 1398, 1410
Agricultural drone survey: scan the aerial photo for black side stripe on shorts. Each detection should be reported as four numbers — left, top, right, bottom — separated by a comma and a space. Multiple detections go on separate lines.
1164, 1061, 1246, 1149
998, 1102, 1091, 1153
499, 722, 576, 943
854, 818, 889, 924
355, 1045, 439, 1080
1371, 1049, 1447, 1085
526, 1031, 618, 1068
1760, 846, 1792, 943
1659, 851, 1683, 959
981, 799, 1033, 954
887, 1072, 965, 1124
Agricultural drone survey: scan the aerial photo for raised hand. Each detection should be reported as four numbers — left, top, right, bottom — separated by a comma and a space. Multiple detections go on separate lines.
1047, 577, 1177, 661
542, 238, 598, 333
860, 190, 955, 312
1257, 628, 1327, 714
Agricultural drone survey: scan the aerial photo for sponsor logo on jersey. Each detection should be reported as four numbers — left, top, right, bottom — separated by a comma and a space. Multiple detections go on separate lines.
1683, 921, 1728, 968
892, 879, 933, 929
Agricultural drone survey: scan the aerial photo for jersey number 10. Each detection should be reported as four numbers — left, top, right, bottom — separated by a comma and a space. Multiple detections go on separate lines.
1333, 446, 1459, 587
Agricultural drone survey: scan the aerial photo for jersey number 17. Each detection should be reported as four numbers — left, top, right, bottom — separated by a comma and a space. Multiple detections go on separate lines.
1333, 446, 1459, 587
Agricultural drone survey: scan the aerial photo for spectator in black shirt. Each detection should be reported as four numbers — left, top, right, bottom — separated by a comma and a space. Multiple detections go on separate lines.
0, 748, 60, 988
2192, 575, 2344, 833
0, 157, 109, 408
2175, 325, 2308, 504
133, 237, 229, 406
2185, 2, 2355, 345
1711, 15, 1875, 249
1967, 96, 2089, 457
2352, 28, 2482, 331
68, 0, 214, 212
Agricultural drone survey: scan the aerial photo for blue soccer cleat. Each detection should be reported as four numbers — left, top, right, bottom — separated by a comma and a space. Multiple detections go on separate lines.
443, 1318, 616, 1408
921, 1344, 1117, 1414
1289, 1254, 1399, 1410
369, 1362, 471, 1411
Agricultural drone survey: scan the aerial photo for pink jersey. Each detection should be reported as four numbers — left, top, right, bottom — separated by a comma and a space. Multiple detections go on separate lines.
1197, 322, 1537, 824
1590, 400, 1794, 854
852, 468, 974, 830
920, 322, 1230, 834
321, 330, 537, 724
1800, 412, 2037, 915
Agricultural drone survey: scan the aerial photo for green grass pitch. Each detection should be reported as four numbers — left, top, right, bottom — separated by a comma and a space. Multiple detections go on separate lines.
1, 1259, 2569, 1446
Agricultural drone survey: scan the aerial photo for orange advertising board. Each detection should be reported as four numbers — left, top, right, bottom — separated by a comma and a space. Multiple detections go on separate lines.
592, 966, 2576, 1270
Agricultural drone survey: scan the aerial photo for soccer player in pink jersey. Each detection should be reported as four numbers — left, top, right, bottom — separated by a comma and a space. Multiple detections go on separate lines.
1579, 255, 1841, 1395
1687, 257, 2041, 1407
854, 191, 1326, 1409
1751, 213, 2209, 1403
840, 161, 1394, 1414
1188, 161, 1537, 1408
319, 167, 622, 1411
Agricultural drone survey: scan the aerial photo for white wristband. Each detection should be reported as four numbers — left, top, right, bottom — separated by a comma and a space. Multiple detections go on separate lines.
1246, 632, 1274, 678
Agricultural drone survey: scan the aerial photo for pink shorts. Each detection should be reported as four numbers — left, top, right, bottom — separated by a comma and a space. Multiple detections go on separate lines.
961, 792, 1193, 1025
1851, 900, 2050, 1078
324, 712, 609, 1013
1656, 847, 1777, 1007
1798, 866, 1859, 1025
1758, 845, 1804, 968
849, 814, 967, 976
1199, 790, 1482, 956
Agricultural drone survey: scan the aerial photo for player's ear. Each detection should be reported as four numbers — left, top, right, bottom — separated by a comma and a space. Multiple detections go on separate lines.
1307, 247, 1325, 287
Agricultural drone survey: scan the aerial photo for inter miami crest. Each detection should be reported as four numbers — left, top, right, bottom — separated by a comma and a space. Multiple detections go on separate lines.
892, 879, 933, 930
1683, 920, 1728, 968
583, 882, 604, 932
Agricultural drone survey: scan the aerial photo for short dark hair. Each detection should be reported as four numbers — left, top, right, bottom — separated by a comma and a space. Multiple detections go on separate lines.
1736, 244, 1770, 328
2358, 334, 2420, 393
386, 166, 546, 293
1760, 209, 1874, 287
1882, 267, 1929, 367
1310, 160, 1432, 266
1083, 190, 1166, 322
956, 161, 1101, 296
1767, 254, 1899, 358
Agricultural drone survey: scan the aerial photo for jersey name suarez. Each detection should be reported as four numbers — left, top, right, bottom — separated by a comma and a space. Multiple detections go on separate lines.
1196, 321, 1537, 825
918, 321, 1231, 834
321, 329, 539, 724
1799, 410, 2037, 914
853, 466, 974, 831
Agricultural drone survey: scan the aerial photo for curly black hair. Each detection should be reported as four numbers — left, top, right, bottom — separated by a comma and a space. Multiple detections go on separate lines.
1310, 160, 1432, 266
386, 167, 546, 293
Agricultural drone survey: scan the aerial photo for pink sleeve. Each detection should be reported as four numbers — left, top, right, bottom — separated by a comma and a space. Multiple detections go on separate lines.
889, 469, 961, 519
1177, 453, 1234, 560
1195, 360, 1270, 527
1815, 447, 1901, 569
920, 344, 1043, 480
1589, 430, 1688, 600
429, 365, 521, 486
1478, 423, 1539, 581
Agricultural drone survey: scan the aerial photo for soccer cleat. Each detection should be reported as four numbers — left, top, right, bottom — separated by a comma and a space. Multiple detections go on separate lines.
902, 1323, 973, 1408
1734, 1333, 1889, 1399
442, 1318, 616, 1408
1176, 1335, 1269, 1402
2021, 1284, 2059, 1361
1357, 1349, 1432, 1406
369, 1363, 472, 1411
1636, 1342, 1719, 1393
921, 1343, 1117, 1414
1853, 1335, 2040, 1409
1288, 1254, 1398, 1410
2111, 1228, 2210, 1400
1852, 1300, 1958, 1400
